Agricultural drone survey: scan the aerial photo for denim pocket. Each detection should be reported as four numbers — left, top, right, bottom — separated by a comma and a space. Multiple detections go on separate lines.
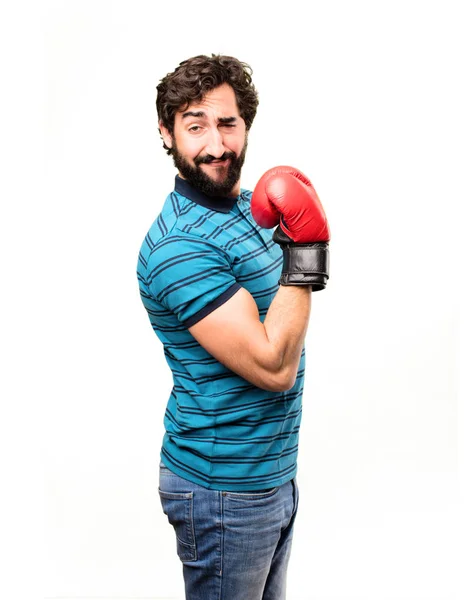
158, 489, 197, 562
225, 487, 279, 500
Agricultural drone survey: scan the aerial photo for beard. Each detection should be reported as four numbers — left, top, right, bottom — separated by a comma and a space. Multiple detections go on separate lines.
169, 135, 248, 197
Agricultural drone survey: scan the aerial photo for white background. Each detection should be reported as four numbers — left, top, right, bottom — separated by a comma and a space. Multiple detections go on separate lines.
1, 1, 471, 599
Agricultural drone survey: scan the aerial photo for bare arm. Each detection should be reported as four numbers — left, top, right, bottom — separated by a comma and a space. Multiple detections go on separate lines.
188, 285, 311, 392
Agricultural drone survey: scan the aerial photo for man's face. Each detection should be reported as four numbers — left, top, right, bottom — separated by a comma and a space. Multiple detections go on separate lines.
160, 83, 248, 197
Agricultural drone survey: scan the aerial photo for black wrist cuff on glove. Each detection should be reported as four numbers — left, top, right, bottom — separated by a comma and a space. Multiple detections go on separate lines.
272, 225, 330, 291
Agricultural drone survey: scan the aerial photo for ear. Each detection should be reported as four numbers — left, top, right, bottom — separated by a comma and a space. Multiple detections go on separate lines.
159, 120, 174, 149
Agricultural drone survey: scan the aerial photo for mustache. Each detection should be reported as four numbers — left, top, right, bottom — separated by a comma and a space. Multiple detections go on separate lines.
196, 152, 235, 165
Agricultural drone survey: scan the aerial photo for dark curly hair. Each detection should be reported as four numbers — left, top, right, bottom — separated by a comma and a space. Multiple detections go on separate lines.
156, 54, 259, 155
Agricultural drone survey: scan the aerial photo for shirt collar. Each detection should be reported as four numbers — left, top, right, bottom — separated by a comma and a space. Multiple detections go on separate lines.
174, 175, 238, 214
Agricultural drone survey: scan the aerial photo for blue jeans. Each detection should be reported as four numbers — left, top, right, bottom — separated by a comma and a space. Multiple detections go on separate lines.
158, 461, 299, 600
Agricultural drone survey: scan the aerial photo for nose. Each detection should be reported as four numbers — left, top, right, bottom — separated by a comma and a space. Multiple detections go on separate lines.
205, 126, 226, 159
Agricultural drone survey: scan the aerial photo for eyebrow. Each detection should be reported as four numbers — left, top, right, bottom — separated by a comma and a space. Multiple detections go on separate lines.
180, 111, 237, 124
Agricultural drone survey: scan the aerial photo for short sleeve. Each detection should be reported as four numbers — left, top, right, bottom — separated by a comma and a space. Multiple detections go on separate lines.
146, 234, 241, 327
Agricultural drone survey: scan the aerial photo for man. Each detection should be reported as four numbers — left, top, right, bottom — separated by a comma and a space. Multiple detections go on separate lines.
137, 54, 330, 600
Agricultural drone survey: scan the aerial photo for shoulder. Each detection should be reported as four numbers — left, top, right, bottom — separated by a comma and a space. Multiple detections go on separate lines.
145, 226, 238, 312
148, 228, 229, 272
139, 190, 197, 257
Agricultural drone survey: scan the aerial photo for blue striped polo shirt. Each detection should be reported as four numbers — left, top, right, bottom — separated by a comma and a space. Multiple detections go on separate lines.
137, 174, 305, 491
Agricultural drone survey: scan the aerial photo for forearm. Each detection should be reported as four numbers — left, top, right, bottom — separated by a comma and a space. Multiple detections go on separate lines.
188, 285, 311, 393
262, 285, 311, 386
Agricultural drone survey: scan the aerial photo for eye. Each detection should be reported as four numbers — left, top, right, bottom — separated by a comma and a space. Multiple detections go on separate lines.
189, 125, 201, 132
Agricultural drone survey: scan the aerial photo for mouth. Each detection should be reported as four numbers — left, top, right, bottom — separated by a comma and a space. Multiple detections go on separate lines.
205, 159, 230, 168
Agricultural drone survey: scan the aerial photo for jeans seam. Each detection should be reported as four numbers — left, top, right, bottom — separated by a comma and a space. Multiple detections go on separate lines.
188, 493, 197, 556
281, 478, 298, 533
219, 490, 224, 599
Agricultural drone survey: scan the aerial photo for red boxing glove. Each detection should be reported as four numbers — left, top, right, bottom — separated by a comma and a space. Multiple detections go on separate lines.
251, 166, 330, 290
251, 166, 330, 243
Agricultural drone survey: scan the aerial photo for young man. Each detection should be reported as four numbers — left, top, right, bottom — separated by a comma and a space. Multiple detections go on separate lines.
137, 54, 330, 600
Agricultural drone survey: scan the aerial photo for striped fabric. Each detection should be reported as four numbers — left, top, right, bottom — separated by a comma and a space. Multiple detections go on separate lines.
137, 175, 305, 491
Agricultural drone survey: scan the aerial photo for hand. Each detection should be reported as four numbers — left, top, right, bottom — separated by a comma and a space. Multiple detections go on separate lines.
251, 166, 331, 290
